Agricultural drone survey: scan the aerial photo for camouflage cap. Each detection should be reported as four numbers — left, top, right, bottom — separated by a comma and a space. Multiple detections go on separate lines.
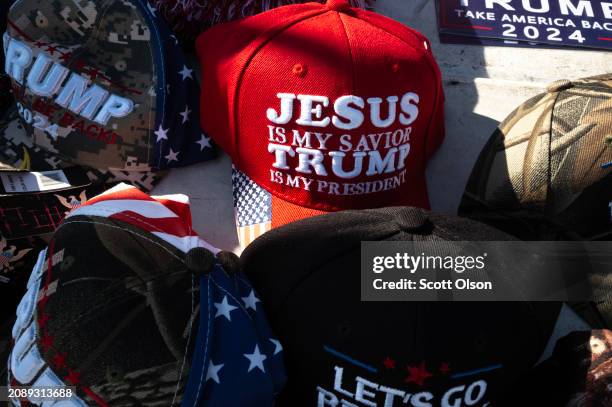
0, 104, 164, 191
2, 0, 215, 181
459, 74, 612, 241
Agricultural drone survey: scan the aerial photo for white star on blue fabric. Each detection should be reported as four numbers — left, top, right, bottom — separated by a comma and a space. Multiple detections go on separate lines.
269, 338, 283, 355
147, 3, 157, 15
180, 106, 191, 124
214, 296, 238, 321
244, 345, 267, 373
155, 125, 168, 142
165, 148, 179, 163
242, 290, 260, 311
179, 65, 194, 81
206, 361, 224, 384
196, 134, 211, 151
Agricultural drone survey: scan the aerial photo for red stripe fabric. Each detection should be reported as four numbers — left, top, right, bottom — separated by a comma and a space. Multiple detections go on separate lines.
109, 210, 196, 237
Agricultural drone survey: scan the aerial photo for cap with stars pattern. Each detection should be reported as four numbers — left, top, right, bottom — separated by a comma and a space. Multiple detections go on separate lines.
7, 184, 285, 406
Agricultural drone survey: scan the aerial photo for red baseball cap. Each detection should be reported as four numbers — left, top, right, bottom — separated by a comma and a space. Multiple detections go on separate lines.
197, 0, 445, 247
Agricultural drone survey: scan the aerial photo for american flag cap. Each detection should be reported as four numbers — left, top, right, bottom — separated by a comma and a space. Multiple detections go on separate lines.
7, 183, 286, 406
232, 167, 327, 248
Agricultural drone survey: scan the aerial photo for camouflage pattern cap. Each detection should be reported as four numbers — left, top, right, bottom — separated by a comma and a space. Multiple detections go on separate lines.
0, 104, 166, 191
459, 74, 612, 241
2, 0, 215, 182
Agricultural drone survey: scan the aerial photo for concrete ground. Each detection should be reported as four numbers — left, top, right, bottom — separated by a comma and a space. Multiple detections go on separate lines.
152, 0, 612, 253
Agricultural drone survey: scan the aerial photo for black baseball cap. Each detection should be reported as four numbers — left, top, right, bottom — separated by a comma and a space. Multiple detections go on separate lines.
241, 206, 562, 406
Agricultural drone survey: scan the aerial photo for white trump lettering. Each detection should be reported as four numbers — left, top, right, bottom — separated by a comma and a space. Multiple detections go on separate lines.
4, 37, 135, 125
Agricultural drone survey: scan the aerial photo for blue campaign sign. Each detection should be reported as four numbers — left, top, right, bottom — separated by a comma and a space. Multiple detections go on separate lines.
437, 0, 612, 50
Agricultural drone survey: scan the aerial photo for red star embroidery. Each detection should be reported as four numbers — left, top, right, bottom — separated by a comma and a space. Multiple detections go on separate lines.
34, 41, 46, 48
45, 45, 58, 55
38, 313, 50, 328
53, 353, 67, 370
439, 362, 451, 375
87, 67, 101, 80
65, 369, 81, 385
40, 333, 54, 351
383, 357, 396, 370
405, 362, 432, 386
60, 52, 72, 63
38, 295, 49, 309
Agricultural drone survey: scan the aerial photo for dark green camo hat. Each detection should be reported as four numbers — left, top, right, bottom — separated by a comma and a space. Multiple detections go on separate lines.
2, 0, 215, 191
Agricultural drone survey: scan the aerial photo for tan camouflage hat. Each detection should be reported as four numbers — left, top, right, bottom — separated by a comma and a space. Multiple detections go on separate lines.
1, 0, 216, 191
459, 74, 612, 241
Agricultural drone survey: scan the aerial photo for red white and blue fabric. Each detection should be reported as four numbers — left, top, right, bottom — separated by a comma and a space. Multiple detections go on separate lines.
140, 0, 215, 170
65, 183, 287, 406
66, 183, 218, 254
233, 168, 272, 247
181, 262, 287, 406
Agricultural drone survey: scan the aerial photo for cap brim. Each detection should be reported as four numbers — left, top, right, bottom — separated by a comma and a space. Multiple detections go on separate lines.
0, 105, 49, 171
0, 105, 165, 192
232, 167, 326, 247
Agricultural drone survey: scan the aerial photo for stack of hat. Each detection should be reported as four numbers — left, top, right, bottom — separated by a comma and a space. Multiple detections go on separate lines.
0, 0, 217, 332
3, 0, 611, 406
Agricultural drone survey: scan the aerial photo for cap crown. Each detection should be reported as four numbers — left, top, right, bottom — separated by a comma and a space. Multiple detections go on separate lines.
460, 74, 612, 240
241, 207, 560, 406
198, 2, 444, 212
5, 0, 214, 172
